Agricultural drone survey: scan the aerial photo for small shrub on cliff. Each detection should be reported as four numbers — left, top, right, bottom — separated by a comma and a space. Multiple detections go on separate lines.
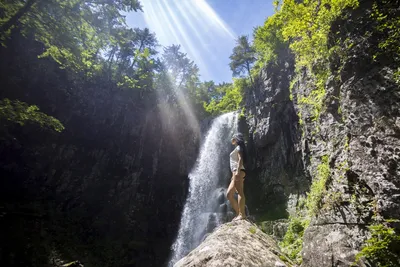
306, 155, 330, 216
280, 216, 310, 264
280, 156, 330, 263
355, 222, 400, 267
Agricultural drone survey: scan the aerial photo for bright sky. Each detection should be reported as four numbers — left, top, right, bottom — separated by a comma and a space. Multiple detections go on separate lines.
126, 0, 275, 84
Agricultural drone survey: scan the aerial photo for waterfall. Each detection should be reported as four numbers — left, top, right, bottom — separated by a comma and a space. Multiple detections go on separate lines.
168, 112, 238, 266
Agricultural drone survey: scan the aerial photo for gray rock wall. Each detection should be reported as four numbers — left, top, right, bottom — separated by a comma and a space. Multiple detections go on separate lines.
297, 59, 400, 267
293, 2, 400, 266
240, 1, 399, 266
240, 52, 308, 220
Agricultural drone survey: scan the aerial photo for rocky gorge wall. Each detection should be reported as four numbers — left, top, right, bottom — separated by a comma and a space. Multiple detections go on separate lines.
239, 49, 308, 221
295, 1, 400, 265
240, 1, 399, 266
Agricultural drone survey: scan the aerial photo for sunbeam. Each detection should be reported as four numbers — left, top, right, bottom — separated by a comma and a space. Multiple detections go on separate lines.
138, 0, 236, 137
141, 0, 236, 79
156, 0, 211, 79
193, 0, 236, 39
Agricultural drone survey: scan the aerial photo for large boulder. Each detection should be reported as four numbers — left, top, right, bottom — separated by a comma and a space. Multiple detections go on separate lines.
174, 220, 291, 267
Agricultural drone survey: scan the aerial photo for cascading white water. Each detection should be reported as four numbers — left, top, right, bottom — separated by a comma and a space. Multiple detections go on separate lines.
168, 112, 238, 266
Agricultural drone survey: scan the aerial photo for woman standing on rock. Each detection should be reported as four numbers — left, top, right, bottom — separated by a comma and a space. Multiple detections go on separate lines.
227, 133, 247, 221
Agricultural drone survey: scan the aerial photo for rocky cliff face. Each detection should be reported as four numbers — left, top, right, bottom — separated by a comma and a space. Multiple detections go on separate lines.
240, 50, 308, 220
295, 2, 400, 265
0, 35, 199, 267
240, 1, 399, 266
174, 220, 291, 267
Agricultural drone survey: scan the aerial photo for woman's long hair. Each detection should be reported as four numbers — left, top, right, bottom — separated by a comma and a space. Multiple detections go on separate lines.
233, 133, 247, 167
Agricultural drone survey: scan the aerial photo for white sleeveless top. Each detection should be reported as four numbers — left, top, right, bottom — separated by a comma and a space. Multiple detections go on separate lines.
230, 146, 244, 172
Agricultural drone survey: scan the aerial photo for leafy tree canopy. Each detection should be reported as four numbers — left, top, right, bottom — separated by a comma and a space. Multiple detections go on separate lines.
0, 0, 143, 73
229, 35, 256, 78
0, 98, 64, 132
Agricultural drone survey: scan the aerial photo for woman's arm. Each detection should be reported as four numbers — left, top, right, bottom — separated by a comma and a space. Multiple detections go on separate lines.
236, 151, 243, 176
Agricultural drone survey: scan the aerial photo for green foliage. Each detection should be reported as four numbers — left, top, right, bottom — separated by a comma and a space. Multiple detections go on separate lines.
229, 35, 256, 78
155, 45, 216, 118
306, 155, 330, 216
254, 0, 360, 126
0, 98, 64, 132
394, 68, 400, 85
280, 216, 310, 264
322, 191, 343, 210
355, 222, 400, 267
253, 9, 286, 68
162, 44, 199, 87
276, 156, 331, 263
344, 136, 350, 151
298, 70, 330, 122
203, 78, 247, 116
239, 107, 246, 119
370, 0, 400, 62
249, 226, 257, 234
0, 0, 151, 79
160, 44, 210, 116
288, 75, 298, 101
254, 0, 359, 69
370, 0, 400, 85
280, 0, 358, 70
297, 111, 304, 126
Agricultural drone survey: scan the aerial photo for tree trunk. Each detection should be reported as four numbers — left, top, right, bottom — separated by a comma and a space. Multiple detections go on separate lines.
246, 61, 254, 87
0, 0, 37, 34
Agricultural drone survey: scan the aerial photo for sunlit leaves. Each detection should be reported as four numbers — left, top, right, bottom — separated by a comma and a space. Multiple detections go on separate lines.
356, 222, 400, 267
254, 0, 359, 71
278, 0, 359, 70
203, 78, 247, 116
0, 0, 143, 73
253, 11, 286, 68
229, 35, 256, 77
162, 44, 199, 89
370, 0, 400, 64
0, 98, 64, 132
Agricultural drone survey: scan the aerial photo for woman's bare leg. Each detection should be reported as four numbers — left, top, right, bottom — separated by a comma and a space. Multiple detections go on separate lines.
235, 171, 246, 218
226, 176, 239, 216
